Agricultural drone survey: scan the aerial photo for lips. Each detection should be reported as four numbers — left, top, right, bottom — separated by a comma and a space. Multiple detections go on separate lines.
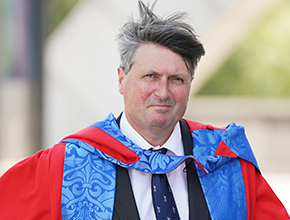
148, 105, 173, 114
145, 97, 175, 112
150, 104, 171, 108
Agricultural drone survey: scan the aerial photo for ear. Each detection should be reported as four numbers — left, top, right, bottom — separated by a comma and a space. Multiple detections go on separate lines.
118, 67, 127, 95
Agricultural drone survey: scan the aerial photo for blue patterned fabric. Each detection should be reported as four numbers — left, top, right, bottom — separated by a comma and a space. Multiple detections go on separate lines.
61, 143, 116, 220
60, 113, 260, 220
191, 126, 258, 220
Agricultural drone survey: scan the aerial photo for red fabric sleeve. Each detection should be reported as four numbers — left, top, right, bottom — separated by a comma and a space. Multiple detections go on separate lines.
0, 143, 65, 220
240, 159, 289, 220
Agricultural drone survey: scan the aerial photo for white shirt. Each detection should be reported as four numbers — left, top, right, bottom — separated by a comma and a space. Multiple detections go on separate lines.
120, 114, 189, 220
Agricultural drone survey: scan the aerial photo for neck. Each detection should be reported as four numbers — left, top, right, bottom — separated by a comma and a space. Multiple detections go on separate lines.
127, 118, 176, 147
121, 112, 176, 147
136, 127, 174, 147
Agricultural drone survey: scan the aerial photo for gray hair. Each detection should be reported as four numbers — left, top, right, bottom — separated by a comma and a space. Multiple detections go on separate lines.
116, 1, 205, 77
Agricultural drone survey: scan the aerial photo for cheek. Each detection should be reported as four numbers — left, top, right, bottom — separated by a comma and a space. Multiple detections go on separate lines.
172, 86, 191, 104
124, 82, 150, 106
132, 83, 153, 100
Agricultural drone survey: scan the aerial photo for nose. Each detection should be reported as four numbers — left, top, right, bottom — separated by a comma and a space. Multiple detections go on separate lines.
155, 79, 170, 100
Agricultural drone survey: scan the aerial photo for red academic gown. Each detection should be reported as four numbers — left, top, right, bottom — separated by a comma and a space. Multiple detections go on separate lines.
0, 118, 289, 220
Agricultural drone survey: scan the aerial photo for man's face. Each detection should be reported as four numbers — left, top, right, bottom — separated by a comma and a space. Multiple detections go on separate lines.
118, 43, 192, 138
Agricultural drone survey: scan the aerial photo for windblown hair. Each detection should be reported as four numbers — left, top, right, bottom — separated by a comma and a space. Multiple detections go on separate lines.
116, 1, 205, 77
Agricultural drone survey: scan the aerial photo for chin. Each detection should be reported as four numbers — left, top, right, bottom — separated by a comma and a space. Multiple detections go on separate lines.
148, 117, 175, 130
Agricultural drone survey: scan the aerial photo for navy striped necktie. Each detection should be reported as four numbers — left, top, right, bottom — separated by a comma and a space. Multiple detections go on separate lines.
151, 148, 180, 220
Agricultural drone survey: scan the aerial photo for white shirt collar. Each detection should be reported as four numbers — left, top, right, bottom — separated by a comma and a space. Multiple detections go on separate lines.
119, 112, 184, 156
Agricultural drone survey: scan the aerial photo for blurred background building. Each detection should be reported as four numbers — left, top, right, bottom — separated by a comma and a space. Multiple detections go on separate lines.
1, 0, 290, 211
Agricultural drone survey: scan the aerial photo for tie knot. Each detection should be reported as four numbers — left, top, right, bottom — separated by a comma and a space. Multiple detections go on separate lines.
151, 148, 167, 155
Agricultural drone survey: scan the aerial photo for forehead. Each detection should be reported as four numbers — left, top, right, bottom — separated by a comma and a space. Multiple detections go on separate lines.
132, 43, 190, 75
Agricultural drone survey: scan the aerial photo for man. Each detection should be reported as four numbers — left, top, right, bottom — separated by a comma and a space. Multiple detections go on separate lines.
0, 1, 289, 220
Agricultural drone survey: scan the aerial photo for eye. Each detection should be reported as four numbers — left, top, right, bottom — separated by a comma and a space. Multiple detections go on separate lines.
145, 74, 154, 78
172, 77, 184, 84
143, 73, 157, 82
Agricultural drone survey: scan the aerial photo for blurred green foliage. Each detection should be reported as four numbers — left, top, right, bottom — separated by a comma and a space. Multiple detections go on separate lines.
44, 0, 79, 36
197, 0, 290, 97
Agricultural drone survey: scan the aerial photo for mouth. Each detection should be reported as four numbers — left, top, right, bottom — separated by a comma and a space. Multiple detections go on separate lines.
146, 99, 175, 112
149, 104, 172, 112
151, 104, 171, 108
